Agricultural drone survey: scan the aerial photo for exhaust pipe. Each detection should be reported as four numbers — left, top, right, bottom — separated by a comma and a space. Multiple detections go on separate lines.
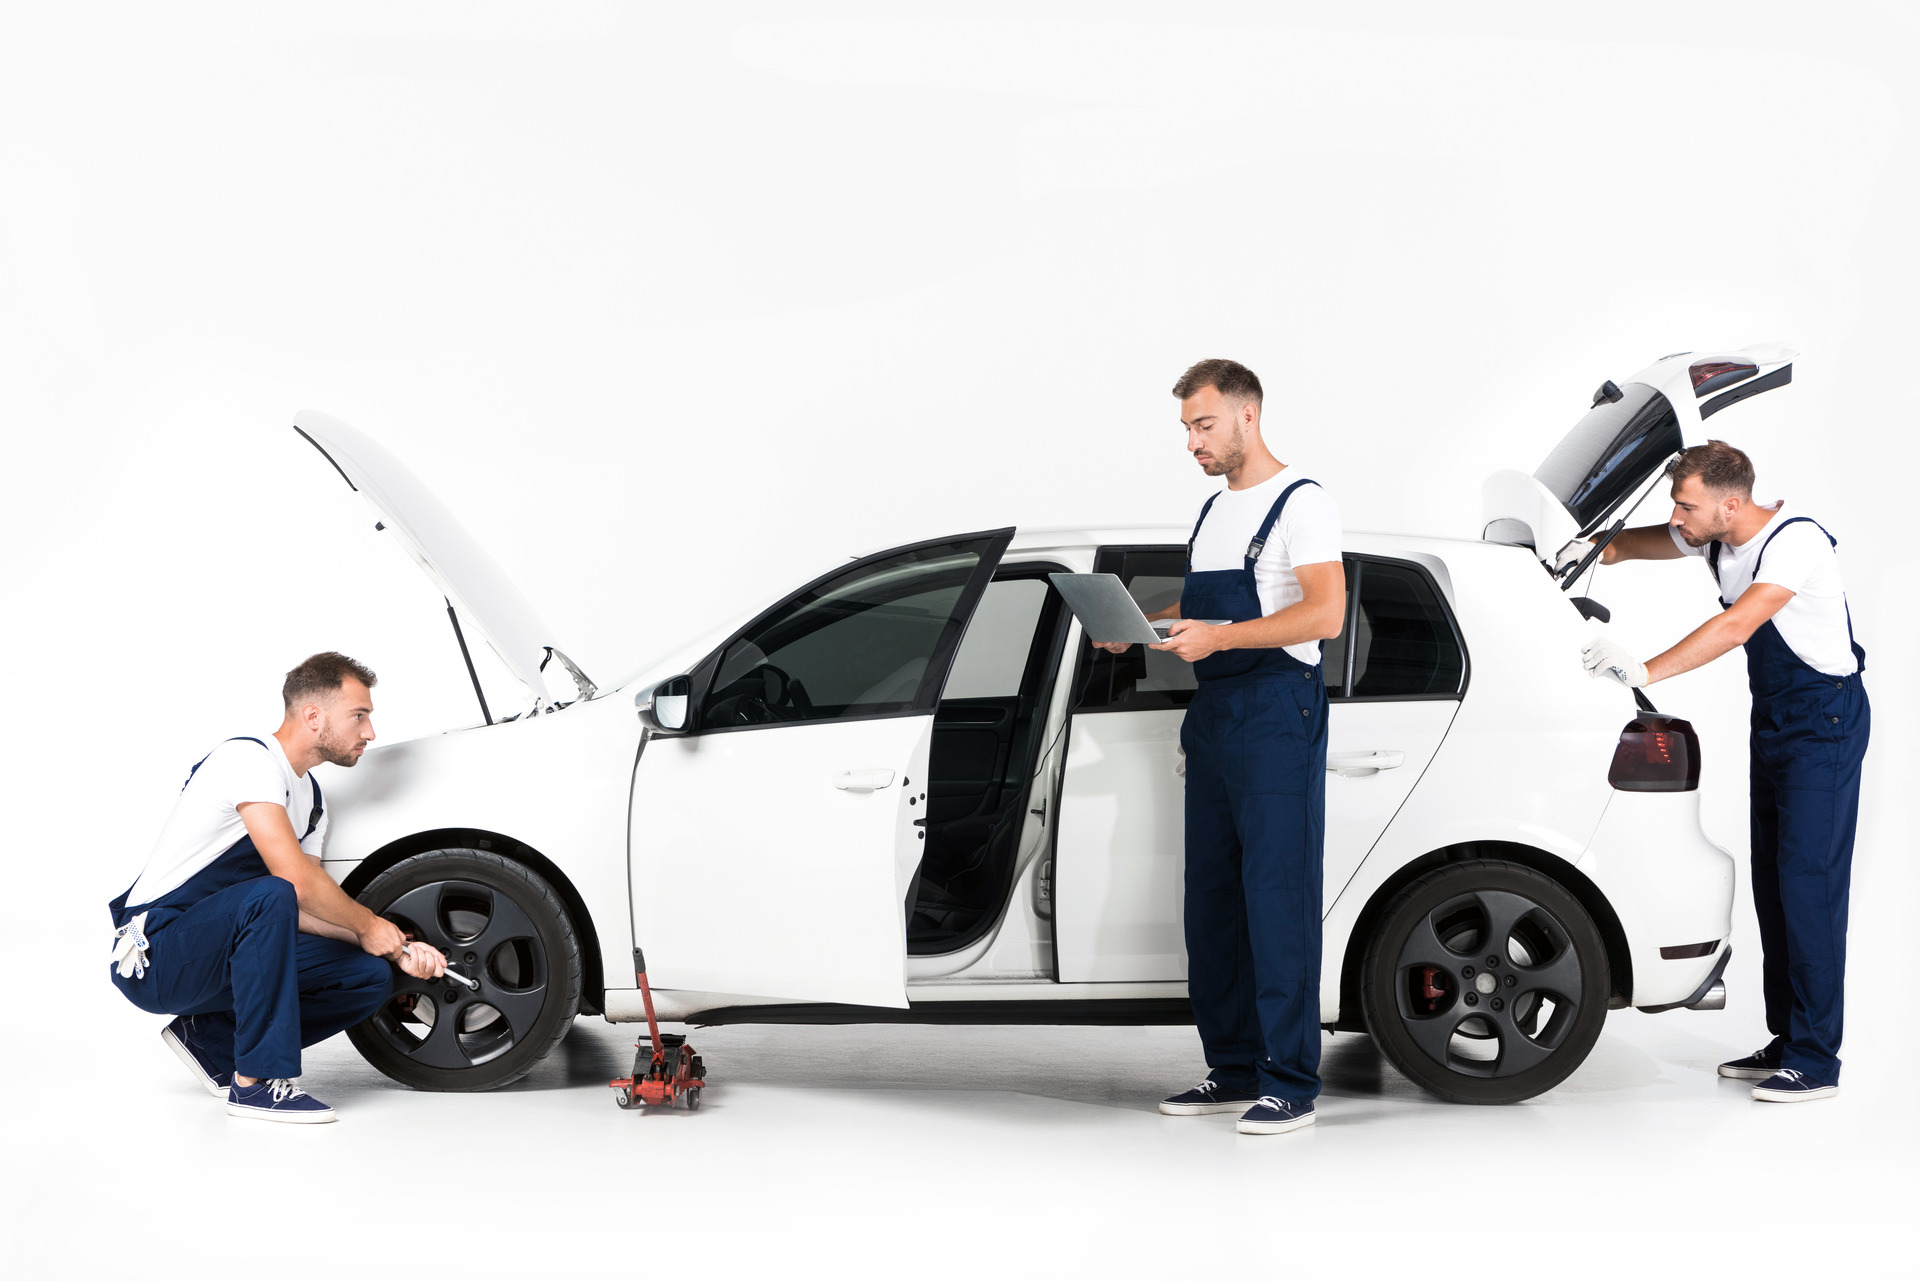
1686, 980, 1726, 1011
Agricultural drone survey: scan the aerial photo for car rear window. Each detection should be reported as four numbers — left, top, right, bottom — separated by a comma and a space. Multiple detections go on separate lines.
1534, 382, 1682, 535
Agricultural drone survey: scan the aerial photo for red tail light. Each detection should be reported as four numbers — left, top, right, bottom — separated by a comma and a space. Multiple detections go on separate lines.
1689, 360, 1757, 397
1609, 715, 1701, 792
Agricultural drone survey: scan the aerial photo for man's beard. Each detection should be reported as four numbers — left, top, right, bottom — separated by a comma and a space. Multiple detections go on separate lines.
1680, 516, 1731, 548
316, 727, 362, 767
1200, 429, 1245, 477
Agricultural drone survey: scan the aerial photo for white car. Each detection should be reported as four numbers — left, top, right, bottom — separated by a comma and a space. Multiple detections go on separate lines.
296, 343, 1793, 1104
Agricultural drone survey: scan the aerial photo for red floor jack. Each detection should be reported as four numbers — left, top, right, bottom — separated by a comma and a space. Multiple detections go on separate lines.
610, 949, 706, 1111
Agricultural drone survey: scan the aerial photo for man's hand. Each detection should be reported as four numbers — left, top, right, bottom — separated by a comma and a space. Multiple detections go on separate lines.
1152, 619, 1224, 663
397, 941, 448, 980
358, 914, 407, 961
1092, 640, 1133, 653
1581, 637, 1649, 688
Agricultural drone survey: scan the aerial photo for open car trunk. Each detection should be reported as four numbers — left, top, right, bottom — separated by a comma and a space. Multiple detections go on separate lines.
1480, 343, 1796, 576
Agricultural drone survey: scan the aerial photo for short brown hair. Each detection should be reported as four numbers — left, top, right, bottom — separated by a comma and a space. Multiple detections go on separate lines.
1172, 358, 1263, 406
1665, 439, 1755, 497
283, 652, 377, 711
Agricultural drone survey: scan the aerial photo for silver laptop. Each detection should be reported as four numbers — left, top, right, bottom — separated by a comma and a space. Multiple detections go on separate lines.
1047, 572, 1228, 645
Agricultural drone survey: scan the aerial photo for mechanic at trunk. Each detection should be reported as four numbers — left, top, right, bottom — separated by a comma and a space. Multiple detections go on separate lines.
1098, 359, 1345, 1135
108, 653, 447, 1123
1580, 441, 1869, 1104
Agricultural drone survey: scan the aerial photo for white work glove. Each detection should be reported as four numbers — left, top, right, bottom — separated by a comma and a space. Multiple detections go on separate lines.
1550, 538, 1591, 579
1581, 637, 1648, 688
111, 911, 151, 979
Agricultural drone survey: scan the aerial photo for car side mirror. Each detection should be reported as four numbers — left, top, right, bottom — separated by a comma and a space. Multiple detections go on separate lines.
637, 675, 692, 734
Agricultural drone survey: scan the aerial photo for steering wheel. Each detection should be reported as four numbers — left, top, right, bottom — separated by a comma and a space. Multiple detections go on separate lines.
732, 663, 809, 724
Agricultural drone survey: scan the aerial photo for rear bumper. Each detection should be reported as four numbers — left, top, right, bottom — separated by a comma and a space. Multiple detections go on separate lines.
1576, 791, 1735, 1009
1638, 945, 1731, 1013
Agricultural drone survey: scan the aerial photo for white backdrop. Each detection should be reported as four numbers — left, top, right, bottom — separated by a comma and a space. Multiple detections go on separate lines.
3, 2, 1915, 1271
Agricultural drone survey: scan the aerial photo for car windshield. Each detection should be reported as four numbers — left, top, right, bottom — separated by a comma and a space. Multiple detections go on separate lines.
1533, 382, 1682, 535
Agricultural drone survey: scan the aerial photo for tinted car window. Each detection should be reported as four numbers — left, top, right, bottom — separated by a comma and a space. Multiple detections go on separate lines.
1073, 549, 1199, 712
1074, 548, 1463, 709
1347, 559, 1465, 698
702, 540, 990, 729
942, 578, 1050, 700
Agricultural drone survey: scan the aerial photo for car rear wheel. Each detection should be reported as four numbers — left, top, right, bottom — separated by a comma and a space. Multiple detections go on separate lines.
347, 849, 582, 1092
1360, 859, 1608, 1104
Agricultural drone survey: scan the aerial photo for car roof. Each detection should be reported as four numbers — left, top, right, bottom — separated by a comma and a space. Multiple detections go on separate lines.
1005, 524, 1503, 559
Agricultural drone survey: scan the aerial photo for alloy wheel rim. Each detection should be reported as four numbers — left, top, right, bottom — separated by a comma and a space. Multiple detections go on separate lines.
1393, 888, 1583, 1079
366, 878, 550, 1070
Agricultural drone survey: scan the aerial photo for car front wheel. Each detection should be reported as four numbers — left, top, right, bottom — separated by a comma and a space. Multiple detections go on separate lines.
347, 849, 583, 1092
1360, 859, 1609, 1104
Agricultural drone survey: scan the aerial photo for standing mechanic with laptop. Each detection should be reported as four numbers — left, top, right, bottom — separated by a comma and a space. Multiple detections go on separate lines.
1099, 359, 1346, 1134
108, 652, 447, 1123
1580, 441, 1869, 1103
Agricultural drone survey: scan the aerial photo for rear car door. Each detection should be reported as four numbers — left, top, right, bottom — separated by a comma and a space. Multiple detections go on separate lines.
1051, 547, 1465, 982
1318, 556, 1467, 904
630, 530, 1012, 1008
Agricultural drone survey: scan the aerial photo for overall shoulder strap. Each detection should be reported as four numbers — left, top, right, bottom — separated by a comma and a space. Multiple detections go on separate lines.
1246, 479, 1320, 569
304, 774, 324, 841
183, 736, 271, 790
1187, 492, 1223, 570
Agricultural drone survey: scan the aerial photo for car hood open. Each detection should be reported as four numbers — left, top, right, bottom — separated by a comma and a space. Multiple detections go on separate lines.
293, 410, 591, 715
1482, 342, 1797, 569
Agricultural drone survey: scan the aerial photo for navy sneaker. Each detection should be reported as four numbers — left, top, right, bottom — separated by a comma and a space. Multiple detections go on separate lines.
1159, 1079, 1261, 1115
1237, 1096, 1316, 1135
160, 1016, 232, 1098
227, 1078, 336, 1124
1750, 1069, 1838, 1103
1717, 1042, 1783, 1081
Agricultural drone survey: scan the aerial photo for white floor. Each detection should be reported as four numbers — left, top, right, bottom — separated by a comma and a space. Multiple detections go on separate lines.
9, 991, 1913, 1278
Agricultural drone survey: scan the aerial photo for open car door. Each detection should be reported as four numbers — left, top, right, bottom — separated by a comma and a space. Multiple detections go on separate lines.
630, 529, 1013, 1008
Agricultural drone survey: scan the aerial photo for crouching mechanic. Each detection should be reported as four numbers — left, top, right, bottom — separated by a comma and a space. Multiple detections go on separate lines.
1579, 441, 1868, 1104
1100, 359, 1346, 1135
108, 653, 447, 1123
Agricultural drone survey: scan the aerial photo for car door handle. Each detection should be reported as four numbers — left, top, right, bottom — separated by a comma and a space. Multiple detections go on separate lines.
1327, 750, 1405, 778
832, 768, 896, 791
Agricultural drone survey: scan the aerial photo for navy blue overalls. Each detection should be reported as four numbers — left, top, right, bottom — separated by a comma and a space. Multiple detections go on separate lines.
1710, 518, 1870, 1085
1180, 479, 1330, 1104
108, 739, 392, 1081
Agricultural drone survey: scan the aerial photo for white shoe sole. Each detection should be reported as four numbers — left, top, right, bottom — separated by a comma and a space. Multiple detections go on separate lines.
1717, 1064, 1777, 1081
226, 1102, 337, 1123
1751, 1084, 1838, 1103
1160, 1100, 1253, 1115
1237, 1110, 1317, 1135
160, 1024, 230, 1098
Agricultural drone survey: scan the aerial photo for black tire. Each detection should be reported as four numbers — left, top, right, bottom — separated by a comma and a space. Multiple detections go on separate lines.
346, 849, 583, 1092
1360, 859, 1609, 1105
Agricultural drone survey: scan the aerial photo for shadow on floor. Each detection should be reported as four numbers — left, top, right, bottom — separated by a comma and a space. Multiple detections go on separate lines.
506, 1018, 1435, 1110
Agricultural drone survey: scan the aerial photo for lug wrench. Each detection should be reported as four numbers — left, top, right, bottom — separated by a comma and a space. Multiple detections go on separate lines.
404, 944, 478, 989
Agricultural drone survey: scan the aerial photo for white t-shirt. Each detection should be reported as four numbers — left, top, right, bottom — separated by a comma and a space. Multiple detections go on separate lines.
1189, 468, 1343, 664
125, 736, 326, 906
1670, 501, 1859, 677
